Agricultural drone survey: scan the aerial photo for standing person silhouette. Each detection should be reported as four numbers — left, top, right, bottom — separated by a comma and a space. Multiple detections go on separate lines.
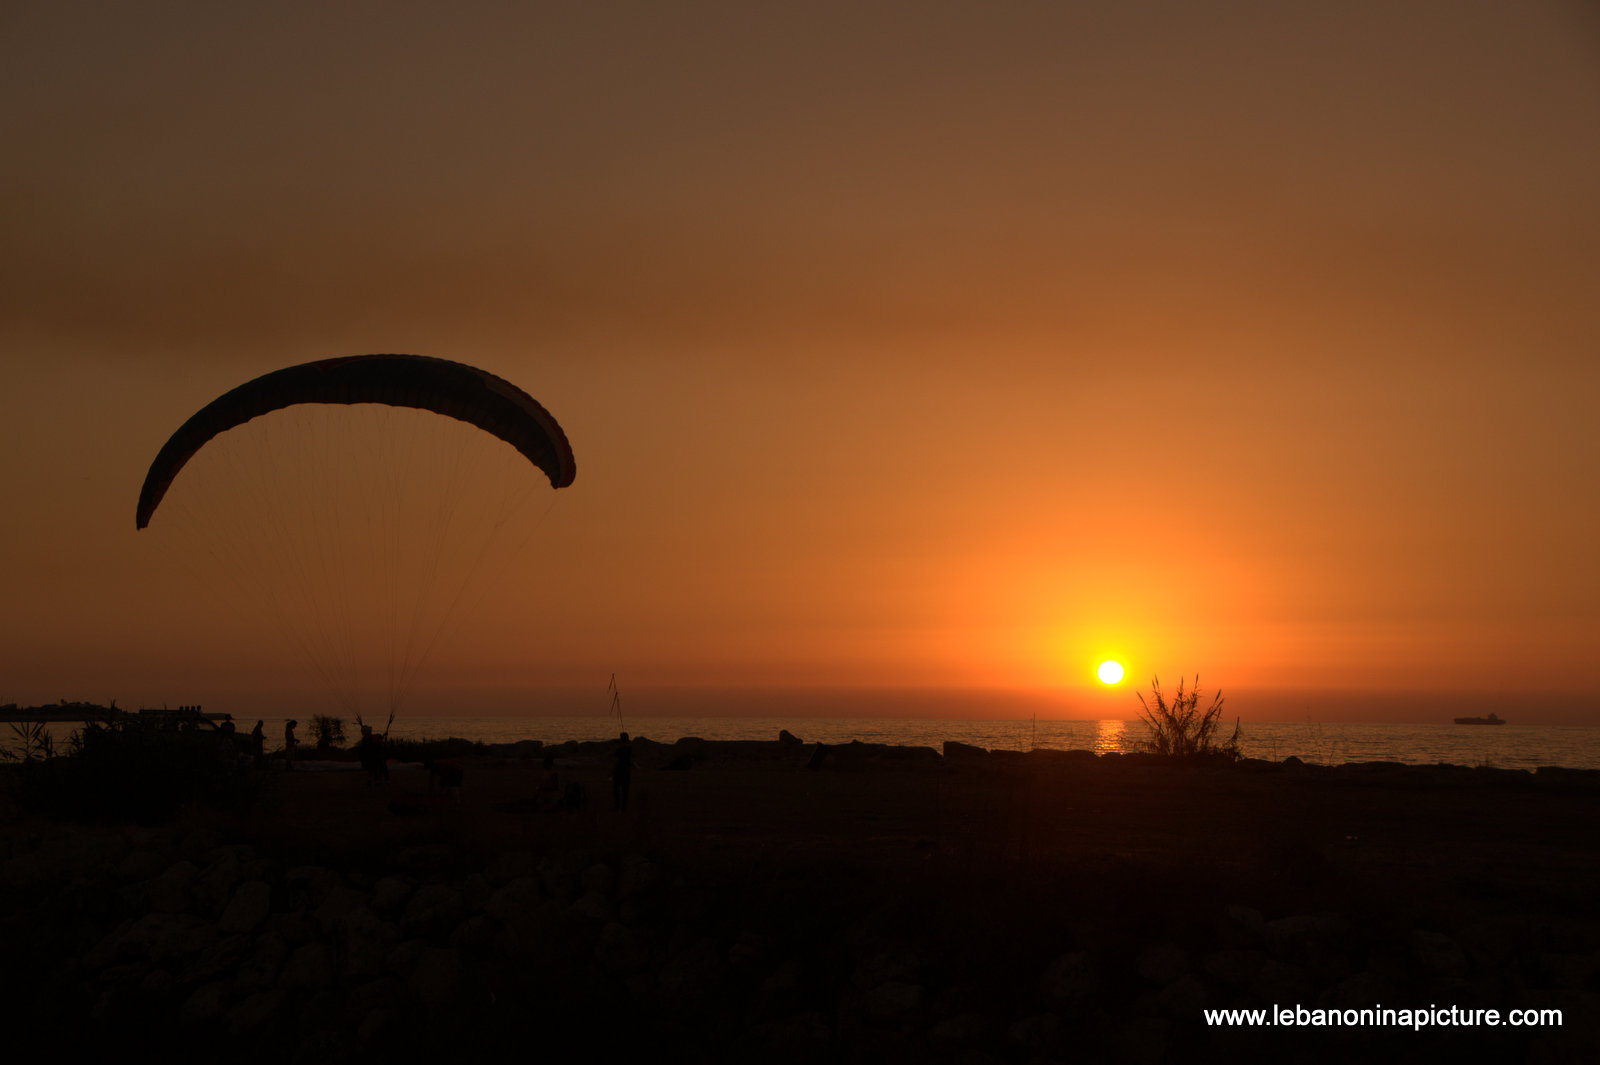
358, 724, 388, 785
612, 732, 633, 811
535, 753, 562, 810
283, 719, 298, 771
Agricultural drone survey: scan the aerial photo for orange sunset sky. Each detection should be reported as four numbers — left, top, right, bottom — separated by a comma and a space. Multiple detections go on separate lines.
2, 2, 1597, 724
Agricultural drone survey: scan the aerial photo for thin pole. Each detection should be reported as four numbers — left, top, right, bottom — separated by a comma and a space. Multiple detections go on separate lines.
607, 673, 623, 734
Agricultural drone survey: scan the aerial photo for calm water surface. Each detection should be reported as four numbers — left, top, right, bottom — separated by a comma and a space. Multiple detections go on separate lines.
17, 716, 1600, 771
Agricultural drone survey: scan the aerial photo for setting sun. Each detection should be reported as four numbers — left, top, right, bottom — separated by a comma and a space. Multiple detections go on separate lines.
1097, 660, 1125, 685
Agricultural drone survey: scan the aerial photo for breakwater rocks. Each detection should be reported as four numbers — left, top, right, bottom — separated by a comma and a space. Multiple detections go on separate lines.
3, 743, 1599, 1062
3, 824, 1596, 1064
461, 733, 1600, 787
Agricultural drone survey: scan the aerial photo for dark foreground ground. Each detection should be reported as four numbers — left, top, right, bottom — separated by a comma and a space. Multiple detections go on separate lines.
3, 737, 1598, 1063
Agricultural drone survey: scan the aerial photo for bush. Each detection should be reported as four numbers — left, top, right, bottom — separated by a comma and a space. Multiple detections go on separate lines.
1135, 675, 1240, 758
0, 720, 54, 762
10, 717, 262, 823
310, 714, 346, 750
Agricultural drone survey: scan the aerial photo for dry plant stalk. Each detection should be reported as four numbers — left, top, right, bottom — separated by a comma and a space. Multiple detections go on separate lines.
1136, 675, 1240, 757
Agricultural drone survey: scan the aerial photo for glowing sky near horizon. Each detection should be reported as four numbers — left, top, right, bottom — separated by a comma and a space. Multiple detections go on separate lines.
2, 2, 1597, 722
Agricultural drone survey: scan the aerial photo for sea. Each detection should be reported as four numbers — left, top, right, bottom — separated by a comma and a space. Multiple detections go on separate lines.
22, 715, 1590, 772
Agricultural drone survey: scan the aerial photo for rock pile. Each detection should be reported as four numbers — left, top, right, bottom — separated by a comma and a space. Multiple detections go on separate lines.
3, 819, 1596, 1064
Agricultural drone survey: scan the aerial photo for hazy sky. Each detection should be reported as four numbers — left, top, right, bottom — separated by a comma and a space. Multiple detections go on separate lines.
3, 2, 1597, 723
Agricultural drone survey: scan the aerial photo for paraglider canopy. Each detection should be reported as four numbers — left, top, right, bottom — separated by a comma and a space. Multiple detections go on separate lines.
136, 354, 575, 529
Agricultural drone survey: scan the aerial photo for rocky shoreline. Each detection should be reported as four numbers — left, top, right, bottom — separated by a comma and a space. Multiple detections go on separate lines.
3, 737, 1597, 1062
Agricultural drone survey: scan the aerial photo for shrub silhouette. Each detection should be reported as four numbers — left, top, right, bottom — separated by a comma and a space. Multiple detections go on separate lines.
12, 716, 260, 822
310, 714, 346, 751
1, 720, 54, 762
1135, 675, 1240, 758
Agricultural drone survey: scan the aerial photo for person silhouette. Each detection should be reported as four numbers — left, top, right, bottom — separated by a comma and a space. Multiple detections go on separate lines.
283, 719, 298, 771
358, 724, 388, 785
536, 753, 561, 809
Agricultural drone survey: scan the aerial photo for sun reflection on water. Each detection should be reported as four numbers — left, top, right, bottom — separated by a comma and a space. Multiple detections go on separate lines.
1094, 719, 1127, 755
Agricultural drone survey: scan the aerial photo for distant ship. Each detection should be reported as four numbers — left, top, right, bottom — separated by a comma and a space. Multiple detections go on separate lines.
1454, 713, 1506, 725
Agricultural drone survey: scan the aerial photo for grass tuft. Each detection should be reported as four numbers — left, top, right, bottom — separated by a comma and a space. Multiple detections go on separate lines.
1135, 675, 1240, 759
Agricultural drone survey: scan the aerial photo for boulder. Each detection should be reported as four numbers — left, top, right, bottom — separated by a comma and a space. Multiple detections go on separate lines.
370, 876, 414, 916
595, 920, 653, 976
279, 942, 334, 991
145, 860, 199, 914
179, 979, 228, 1023
341, 906, 403, 978
1137, 942, 1189, 986
580, 862, 616, 898
218, 880, 273, 934
1039, 950, 1097, 1004
283, 865, 341, 909
227, 989, 286, 1036
571, 889, 615, 924
484, 850, 536, 886
863, 979, 924, 1022
408, 946, 464, 1012
402, 883, 464, 938
194, 847, 254, 913
449, 914, 497, 950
